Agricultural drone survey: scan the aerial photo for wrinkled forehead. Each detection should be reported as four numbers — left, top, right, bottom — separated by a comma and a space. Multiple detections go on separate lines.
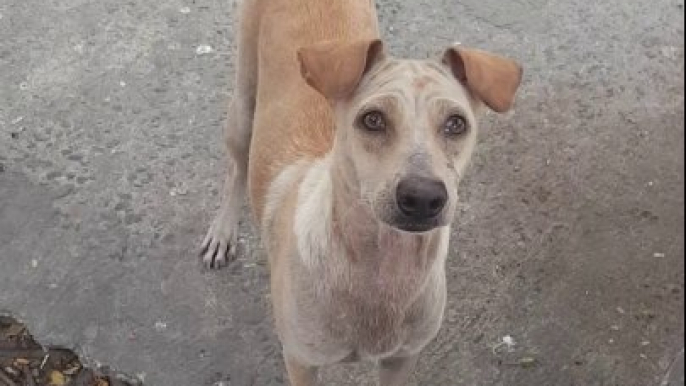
352, 58, 473, 111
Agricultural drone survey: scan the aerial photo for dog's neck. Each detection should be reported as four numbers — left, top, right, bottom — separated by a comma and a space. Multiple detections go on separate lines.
330, 164, 380, 264
291, 149, 449, 307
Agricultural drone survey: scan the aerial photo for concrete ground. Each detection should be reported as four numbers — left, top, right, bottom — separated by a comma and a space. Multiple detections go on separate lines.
0, 0, 684, 385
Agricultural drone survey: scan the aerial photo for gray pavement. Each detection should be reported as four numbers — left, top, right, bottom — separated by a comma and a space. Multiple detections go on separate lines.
0, 0, 684, 385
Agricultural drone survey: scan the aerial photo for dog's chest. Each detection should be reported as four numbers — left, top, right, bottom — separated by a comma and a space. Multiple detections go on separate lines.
320, 230, 440, 357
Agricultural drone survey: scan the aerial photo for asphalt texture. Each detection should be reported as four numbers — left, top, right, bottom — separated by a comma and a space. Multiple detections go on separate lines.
0, 0, 684, 385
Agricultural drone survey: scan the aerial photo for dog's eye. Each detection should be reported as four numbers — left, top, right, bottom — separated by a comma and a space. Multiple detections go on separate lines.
443, 115, 468, 136
361, 111, 387, 132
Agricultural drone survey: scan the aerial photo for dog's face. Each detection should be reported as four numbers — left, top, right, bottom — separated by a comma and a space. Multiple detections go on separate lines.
333, 58, 481, 232
299, 40, 522, 233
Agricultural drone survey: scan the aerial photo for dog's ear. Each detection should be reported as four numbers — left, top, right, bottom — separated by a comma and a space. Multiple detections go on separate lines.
298, 39, 385, 100
442, 46, 523, 113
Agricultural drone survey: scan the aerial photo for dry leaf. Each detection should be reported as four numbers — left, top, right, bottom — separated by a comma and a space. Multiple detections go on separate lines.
3, 366, 20, 377
4, 322, 26, 337
62, 363, 82, 375
48, 370, 66, 385
519, 356, 537, 368
94, 376, 110, 386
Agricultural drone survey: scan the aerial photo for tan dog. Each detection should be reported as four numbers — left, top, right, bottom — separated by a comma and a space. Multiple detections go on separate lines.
201, 0, 522, 384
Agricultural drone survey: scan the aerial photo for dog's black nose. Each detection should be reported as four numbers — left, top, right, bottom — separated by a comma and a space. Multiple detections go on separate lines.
396, 177, 448, 220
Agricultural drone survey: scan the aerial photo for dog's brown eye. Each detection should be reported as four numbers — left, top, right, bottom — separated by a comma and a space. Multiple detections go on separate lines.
361, 111, 387, 132
444, 115, 468, 136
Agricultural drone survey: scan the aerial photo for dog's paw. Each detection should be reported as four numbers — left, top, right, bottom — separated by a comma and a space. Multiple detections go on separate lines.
200, 215, 238, 269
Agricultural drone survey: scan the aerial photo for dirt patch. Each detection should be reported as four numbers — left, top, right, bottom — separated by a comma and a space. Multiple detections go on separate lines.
0, 317, 140, 386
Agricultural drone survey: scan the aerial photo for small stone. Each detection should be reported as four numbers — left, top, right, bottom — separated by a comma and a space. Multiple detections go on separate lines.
31, 259, 38, 268
616, 307, 626, 314
170, 187, 188, 196
196, 45, 214, 55
610, 325, 620, 331
502, 336, 516, 346
519, 356, 537, 368
654, 252, 666, 258
154, 321, 167, 331
660, 46, 679, 60
180, 6, 191, 13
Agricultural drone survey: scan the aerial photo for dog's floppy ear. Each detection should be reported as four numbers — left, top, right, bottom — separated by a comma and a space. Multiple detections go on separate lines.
298, 39, 385, 100
442, 46, 523, 113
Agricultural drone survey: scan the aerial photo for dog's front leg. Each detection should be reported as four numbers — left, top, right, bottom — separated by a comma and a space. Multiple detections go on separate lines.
200, 0, 259, 269
285, 354, 319, 386
200, 98, 251, 269
378, 354, 419, 386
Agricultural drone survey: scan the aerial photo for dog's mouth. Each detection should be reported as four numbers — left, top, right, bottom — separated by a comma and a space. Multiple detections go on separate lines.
384, 215, 445, 234
372, 197, 449, 234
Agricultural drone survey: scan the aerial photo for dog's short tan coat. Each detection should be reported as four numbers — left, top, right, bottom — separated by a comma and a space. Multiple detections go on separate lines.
201, 0, 522, 384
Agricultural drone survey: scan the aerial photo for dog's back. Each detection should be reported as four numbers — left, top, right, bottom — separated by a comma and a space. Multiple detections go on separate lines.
246, 0, 380, 221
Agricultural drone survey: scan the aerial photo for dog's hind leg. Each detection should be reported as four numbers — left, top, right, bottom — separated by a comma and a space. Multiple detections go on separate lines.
201, 0, 262, 268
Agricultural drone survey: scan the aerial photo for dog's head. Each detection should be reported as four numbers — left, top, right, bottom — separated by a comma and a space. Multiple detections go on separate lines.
298, 39, 522, 233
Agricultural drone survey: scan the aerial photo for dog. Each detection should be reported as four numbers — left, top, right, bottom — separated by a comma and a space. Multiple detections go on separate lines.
200, 0, 522, 384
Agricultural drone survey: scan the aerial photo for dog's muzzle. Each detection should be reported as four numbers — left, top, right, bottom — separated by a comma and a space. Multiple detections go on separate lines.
392, 176, 448, 232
